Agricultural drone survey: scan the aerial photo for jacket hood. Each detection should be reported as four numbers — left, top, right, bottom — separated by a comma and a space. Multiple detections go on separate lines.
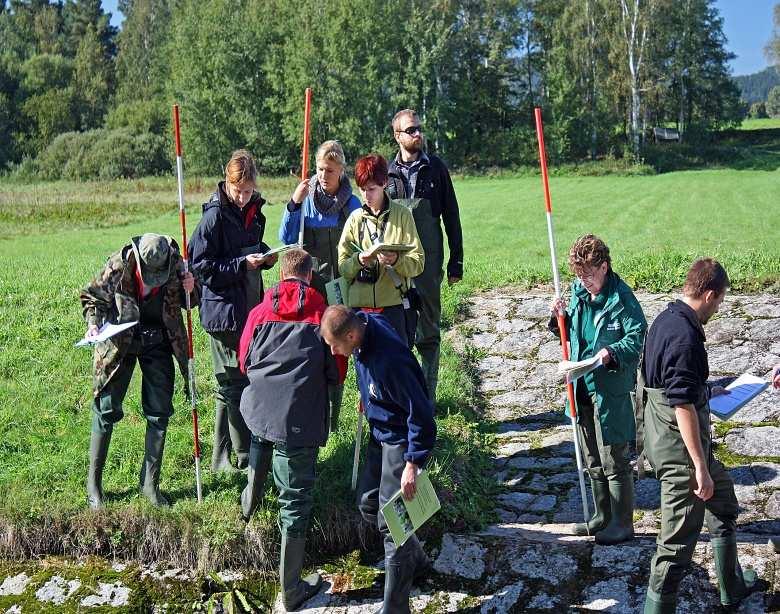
268, 279, 317, 321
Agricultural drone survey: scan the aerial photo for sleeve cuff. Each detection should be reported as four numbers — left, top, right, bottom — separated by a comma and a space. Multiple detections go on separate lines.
287, 199, 301, 212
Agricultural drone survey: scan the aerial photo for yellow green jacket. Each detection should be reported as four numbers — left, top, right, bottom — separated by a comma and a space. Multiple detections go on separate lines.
338, 197, 424, 308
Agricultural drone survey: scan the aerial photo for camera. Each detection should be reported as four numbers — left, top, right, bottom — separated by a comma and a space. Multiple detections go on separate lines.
355, 265, 379, 284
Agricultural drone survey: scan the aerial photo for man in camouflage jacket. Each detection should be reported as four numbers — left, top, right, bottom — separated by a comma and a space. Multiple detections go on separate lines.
80, 234, 198, 508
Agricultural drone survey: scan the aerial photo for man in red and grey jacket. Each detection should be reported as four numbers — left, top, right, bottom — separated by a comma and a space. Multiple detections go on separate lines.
238, 248, 345, 612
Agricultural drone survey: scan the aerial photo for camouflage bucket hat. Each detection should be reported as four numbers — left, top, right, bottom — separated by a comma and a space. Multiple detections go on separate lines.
130, 233, 173, 288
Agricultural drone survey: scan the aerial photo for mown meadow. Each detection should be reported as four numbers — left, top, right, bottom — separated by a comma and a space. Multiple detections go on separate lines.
0, 134, 778, 590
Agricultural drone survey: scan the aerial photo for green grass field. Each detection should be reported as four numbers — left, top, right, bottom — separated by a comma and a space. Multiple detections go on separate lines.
1, 152, 779, 573
739, 117, 780, 130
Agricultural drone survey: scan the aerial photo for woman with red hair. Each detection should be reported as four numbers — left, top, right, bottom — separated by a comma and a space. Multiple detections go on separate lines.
337, 154, 424, 346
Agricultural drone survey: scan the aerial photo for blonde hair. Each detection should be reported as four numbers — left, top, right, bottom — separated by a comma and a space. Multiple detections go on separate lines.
315, 140, 346, 168
225, 149, 257, 185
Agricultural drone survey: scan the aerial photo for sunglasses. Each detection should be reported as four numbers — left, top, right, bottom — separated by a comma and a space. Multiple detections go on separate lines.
399, 125, 422, 136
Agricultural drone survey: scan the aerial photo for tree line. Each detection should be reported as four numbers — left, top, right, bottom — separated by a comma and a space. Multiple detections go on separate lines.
0, 0, 749, 179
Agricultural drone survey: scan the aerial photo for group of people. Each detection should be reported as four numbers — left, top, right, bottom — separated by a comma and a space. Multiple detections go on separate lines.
79, 106, 780, 613
551, 236, 780, 614
80, 109, 456, 613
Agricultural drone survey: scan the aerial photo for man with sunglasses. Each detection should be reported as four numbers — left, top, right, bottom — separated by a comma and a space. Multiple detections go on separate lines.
387, 109, 464, 401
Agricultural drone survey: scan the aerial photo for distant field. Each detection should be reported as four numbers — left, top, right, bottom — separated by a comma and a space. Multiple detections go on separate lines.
0, 163, 778, 567
739, 117, 780, 130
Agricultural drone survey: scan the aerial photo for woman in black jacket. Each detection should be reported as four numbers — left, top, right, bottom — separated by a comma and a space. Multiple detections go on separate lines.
189, 149, 277, 472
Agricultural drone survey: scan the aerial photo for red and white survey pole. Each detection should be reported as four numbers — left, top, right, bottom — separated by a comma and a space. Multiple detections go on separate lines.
298, 87, 313, 247
173, 104, 203, 504
534, 107, 590, 525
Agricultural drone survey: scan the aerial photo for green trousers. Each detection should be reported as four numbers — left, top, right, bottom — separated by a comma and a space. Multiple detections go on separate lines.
643, 387, 739, 608
92, 340, 174, 433
269, 440, 318, 538
576, 387, 631, 481
209, 331, 251, 465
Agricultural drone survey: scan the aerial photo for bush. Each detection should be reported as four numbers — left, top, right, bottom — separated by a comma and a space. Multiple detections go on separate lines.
29, 128, 172, 180
749, 101, 769, 119
767, 86, 780, 118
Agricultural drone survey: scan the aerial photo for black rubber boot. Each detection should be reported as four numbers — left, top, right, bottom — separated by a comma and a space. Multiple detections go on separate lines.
595, 475, 635, 545
712, 535, 759, 607
241, 439, 272, 522
87, 427, 113, 509
573, 478, 610, 536
139, 425, 170, 506
280, 533, 321, 611
211, 400, 237, 473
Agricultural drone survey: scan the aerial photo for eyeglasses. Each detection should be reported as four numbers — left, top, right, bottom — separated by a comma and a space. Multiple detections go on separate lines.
398, 125, 422, 136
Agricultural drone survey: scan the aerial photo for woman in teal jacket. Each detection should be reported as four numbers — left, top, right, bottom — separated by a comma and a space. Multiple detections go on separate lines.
550, 234, 647, 545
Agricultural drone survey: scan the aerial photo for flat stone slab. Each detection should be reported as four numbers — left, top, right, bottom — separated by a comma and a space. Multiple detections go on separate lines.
0, 573, 31, 597
80, 582, 131, 607
433, 534, 487, 580
35, 575, 81, 605
725, 426, 780, 458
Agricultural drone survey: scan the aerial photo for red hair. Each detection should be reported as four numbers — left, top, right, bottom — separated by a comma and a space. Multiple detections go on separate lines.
354, 154, 388, 188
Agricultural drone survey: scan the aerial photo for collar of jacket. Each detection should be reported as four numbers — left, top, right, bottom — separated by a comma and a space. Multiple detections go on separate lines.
361, 193, 391, 218
670, 299, 706, 342
392, 150, 430, 171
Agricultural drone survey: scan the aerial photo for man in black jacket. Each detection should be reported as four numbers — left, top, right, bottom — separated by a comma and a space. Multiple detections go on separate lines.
387, 109, 464, 400
641, 259, 760, 613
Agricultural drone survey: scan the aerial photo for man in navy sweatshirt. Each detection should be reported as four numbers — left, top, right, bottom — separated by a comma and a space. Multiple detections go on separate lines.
321, 304, 436, 614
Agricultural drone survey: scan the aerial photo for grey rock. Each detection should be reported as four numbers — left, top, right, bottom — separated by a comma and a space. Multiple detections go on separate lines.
745, 318, 780, 342
537, 339, 564, 363
592, 544, 652, 573
433, 534, 486, 580
5, 606, 22, 614
751, 462, 780, 488
495, 318, 536, 334
479, 580, 525, 613
80, 582, 131, 608
470, 332, 499, 350
492, 330, 546, 357
635, 478, 661, 511
497, 491, 534, 512
0, 574, 31, 597
488, 388, 543, 410
547, 471, 579, 486
725, 426, 780, 457
579, 578, 639, 612
526, 592, 559, 609
707, 343, 762, 376
496, 422, 547, 437
520, 362, 560, 389
540, 429, 574, 455
739, 299, 780, 319
734, 389, 780, 423
554, 484, 593, 522
765, 491, 780, 519
411, 591, 470, 613
705, 317, 745, 345
506, 456, 572, 471
481, 373, 518, 393
494, 440, 532, 459
525, 474, 549, 491
508, 545, 577, 581
513, 297, 553, 319
35, 576, 81, 605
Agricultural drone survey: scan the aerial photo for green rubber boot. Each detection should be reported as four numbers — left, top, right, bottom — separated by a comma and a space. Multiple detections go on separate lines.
712, 536, 759, 607
573, 478, 610, 536
280, 533, 322, 611
643, 588, 677, 614
595, 475, 635, 545
211, 400, 237, 473
87, 426, 113, 509
240, 439, 272, 522
139, 425, 170, 506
